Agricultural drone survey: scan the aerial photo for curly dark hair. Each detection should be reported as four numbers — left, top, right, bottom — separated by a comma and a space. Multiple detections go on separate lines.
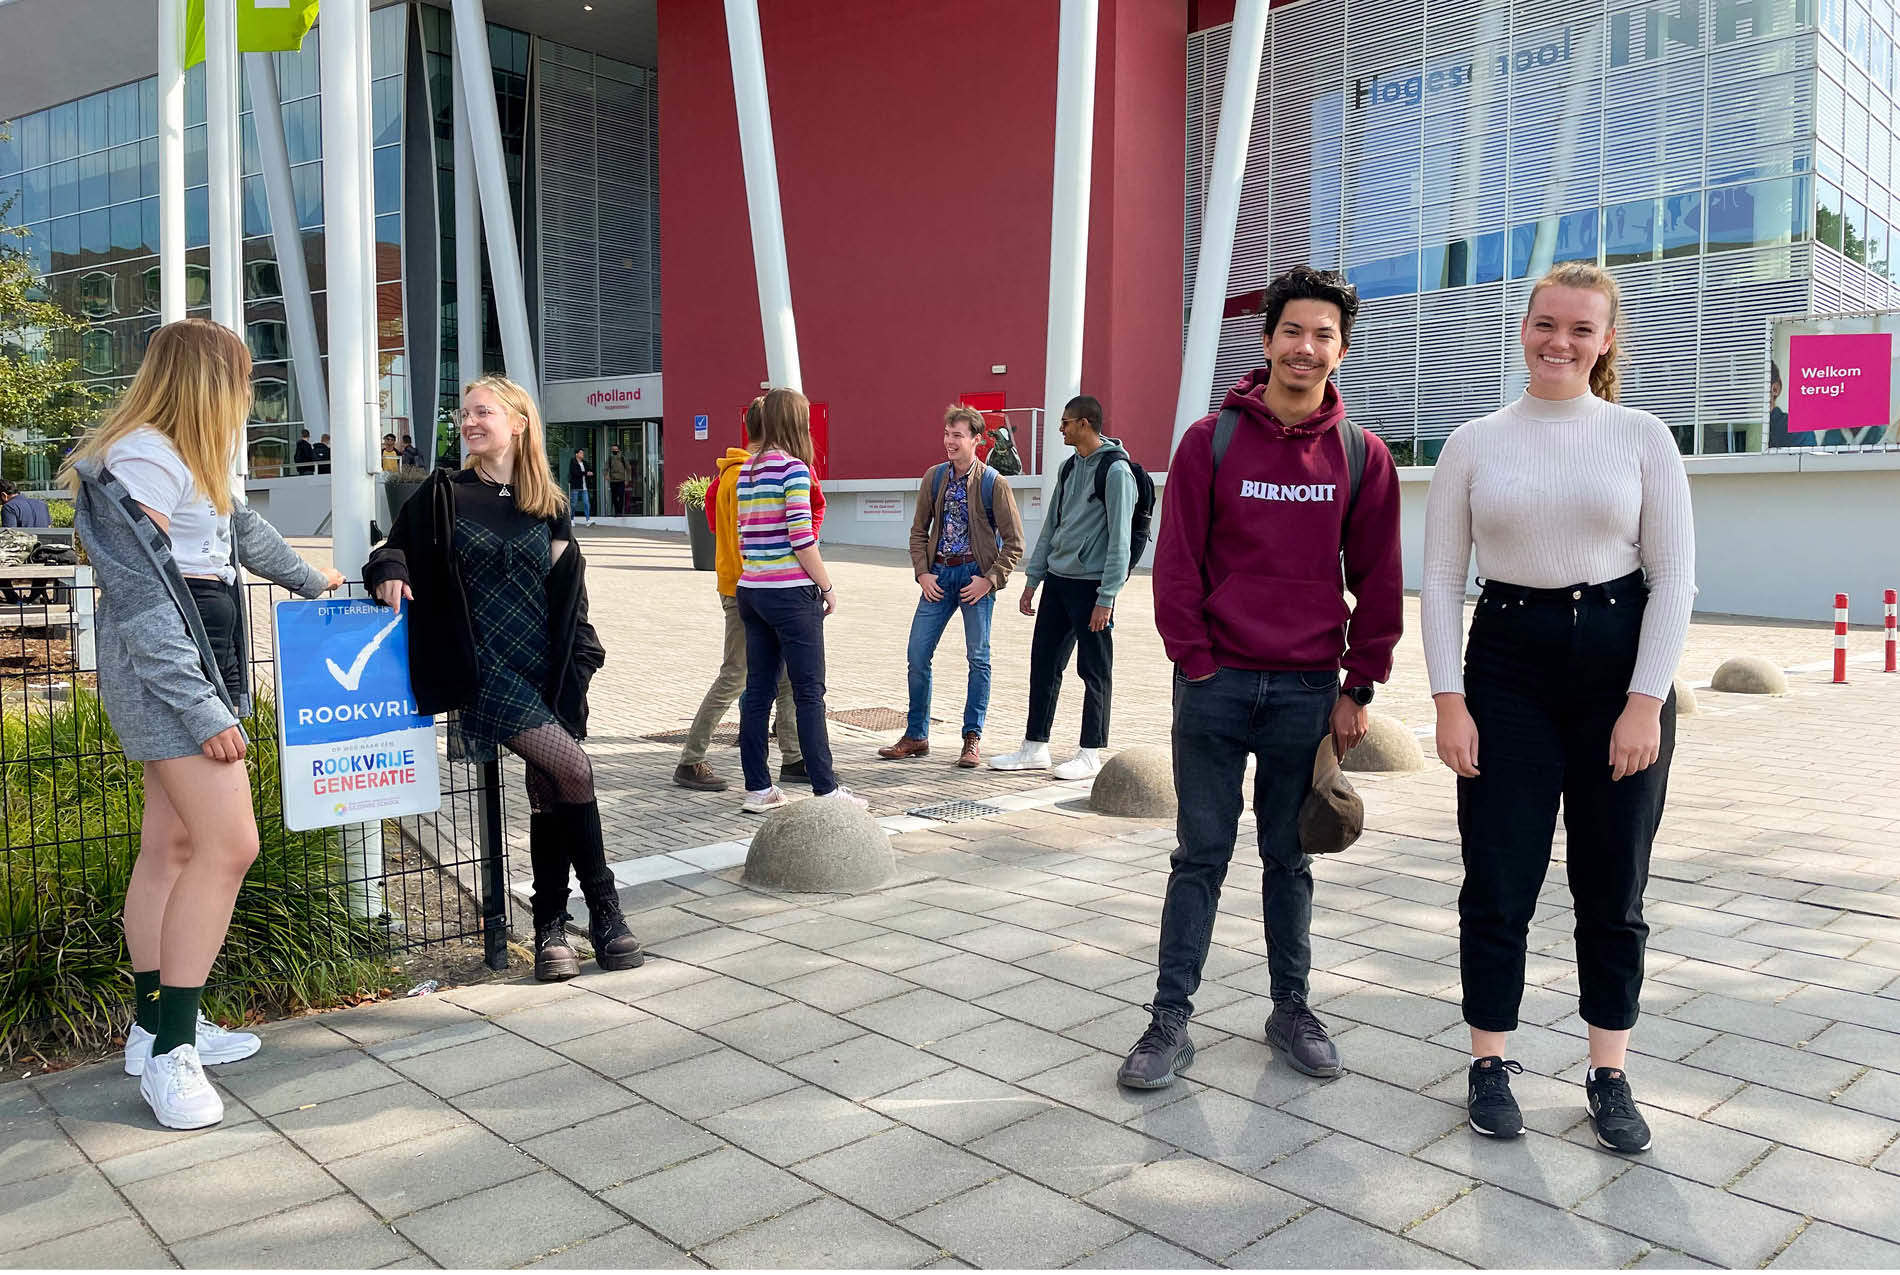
1261, 265, 1360, 347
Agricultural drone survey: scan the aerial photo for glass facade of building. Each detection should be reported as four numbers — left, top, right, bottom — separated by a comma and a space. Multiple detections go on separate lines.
1187, 0, 1900, 460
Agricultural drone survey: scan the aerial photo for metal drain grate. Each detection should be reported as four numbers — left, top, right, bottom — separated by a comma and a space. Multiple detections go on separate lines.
827, 706, 912, 731
640, 727, 740, 746
906, 799, 1006, 823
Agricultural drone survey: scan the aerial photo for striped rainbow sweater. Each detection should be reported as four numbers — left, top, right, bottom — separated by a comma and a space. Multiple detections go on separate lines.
736, 449, 817, 587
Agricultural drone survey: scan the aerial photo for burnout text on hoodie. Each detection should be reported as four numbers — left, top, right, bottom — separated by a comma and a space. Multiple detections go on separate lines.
1152, 374, 1404, 685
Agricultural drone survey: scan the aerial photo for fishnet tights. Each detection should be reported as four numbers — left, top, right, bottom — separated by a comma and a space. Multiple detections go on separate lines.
505, 724, 596, 812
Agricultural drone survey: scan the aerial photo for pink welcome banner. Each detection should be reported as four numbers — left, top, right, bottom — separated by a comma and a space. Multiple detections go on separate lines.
1787, 332, 1893, 433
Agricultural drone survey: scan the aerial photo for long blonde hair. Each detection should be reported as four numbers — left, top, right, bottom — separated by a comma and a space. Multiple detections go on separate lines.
753, 388, 814, 467
1528, 263, 1623, 402
61, 317, 249, 513
461, 375, 565, 519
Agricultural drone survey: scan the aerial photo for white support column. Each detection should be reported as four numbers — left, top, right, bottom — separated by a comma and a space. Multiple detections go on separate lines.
451, 0, 537, 391
1041, 0, 1099, 499
246, 52, 328, 445
158, 0, 187, 323
722, 0, 801, 391
1171, 0, 1269, 456
453, 47, 485, 428
206, 0, 242, 331
354, 0, 381, 478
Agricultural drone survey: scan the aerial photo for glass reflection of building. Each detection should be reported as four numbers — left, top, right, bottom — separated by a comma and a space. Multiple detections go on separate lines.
1188, 0, 1900, 460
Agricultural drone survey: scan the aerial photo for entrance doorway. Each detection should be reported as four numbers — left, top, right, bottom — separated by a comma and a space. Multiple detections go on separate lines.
544, 420, 663, 518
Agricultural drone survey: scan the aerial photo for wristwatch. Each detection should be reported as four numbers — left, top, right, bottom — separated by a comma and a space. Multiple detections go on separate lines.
1344, 684, 1375, 706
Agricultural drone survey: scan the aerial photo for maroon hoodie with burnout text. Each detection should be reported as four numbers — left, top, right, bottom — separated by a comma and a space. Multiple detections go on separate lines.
1153, 371, 1403, 687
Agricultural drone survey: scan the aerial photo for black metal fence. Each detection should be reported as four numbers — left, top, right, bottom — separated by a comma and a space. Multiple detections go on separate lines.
1, 573, 510, 1057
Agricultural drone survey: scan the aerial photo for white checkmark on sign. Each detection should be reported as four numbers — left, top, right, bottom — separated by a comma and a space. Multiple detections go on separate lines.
326, 611, 404, 692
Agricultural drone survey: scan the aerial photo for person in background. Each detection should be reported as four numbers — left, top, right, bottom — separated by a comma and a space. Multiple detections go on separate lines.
293, 429, 316, 476
1423, 262, 1695, 1155
605, 445, 631, 517
675, 398, 805, 792
61, 318, 344, 1130
398, 434, 422, 468
313, 433, 332, 474
0, 478, 52, 528
380, 433, 400, 474
568, 448, 593, 526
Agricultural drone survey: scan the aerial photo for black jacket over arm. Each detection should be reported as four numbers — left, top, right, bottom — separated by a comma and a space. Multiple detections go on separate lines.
363, 470, 606, 737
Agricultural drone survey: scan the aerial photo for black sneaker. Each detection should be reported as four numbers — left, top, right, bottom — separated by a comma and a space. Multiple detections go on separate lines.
1116, 1004, 1194, 1089
778, 760, 811, 786
1264, 999, 1342, 1078
587, 902, 646, 972
533, 916, 580, 983
1467, 1057, 1525, 1138
1586, 1067, 1653, 1153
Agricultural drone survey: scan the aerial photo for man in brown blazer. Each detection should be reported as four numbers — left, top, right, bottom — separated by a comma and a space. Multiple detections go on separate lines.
881, 404, 1026, 768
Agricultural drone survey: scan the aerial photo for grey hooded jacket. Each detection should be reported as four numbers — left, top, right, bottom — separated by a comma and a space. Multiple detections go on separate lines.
73, 457, 329, 761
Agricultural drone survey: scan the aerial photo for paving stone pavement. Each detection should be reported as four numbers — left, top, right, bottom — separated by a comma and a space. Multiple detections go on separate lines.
6, 531, 1899, 1268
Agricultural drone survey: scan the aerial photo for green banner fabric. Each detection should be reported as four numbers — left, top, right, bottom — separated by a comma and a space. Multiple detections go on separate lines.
186, 1, 320, 68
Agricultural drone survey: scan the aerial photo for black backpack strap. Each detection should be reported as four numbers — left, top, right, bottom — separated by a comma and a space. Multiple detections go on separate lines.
1050, 455, 1077, 528
979, 466, 997, 532
1091, 453, 1128, 505
1340, 417, 1366, 518
1211, 408, 1242, 473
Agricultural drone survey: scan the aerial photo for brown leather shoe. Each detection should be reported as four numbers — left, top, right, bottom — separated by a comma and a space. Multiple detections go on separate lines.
673, 762, 729, 792
958, 732, 981, 768
878, 735, 930, 759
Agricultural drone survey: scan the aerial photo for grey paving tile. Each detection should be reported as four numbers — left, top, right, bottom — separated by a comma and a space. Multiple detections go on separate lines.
437, 978, 597, 1018
1836, 1067, 1900, 1121
120, 1142, 339, 1244
1630, 1249, 1720, 1270
767, 916, 890, 950
1174, 1035, 1332, 1107
1807, 1022, 1900, 1071
272, 1078, 464, 1164
1259, 1131, 1475, 1230
867, 1068, 1059, 1143
367, 1019, 504, 1063
1732, 1145, 1900, 1242
621, 1045, 800, 1119
1680, 1033, 1866, 1099
702, 938, 845, 986
0, 1216, 172, 1269
877, 905, 994, 940
1278, 1073, 1465, 1154
1084, 1153, 1306, 1261
1556, 1101, 1773, 1187
321, 996, 486, 1047
1667, 993, 1832, 1048
842, 987, 1001, 1046
395, 1170, 624, 1266
697, 1195, 940, 1270
1332, 950, 1461, 995
633, 974, 790, 1029
825, 931, 966, 972
1705, 1083, 1896, 1162
580, 956, 721, 1005
1018, 1050, 1207, 1123
212, 1051, 401, 1117
387, 1032, 565, 1099
1227, 1206, 1467, 1269
966, 1106, 1173, 1194
1553, 1053, 1745, 1120
900, 952, 1042, 1000
1406, 1184, 1647, 1269
1418, 1117, 1635, 1208
782, 1031, 956, 1100
904, 1174, 1132, 1268
927, 1019, 1094, 1082
520, 1101, 722, 1190
1012, 943, 1152, 991
702, 1083, 893, 1165
1336, 1023, 1470, 1089
1124, 1086, 1326, 1172
1320, 988, 1466, 1038
771, 963, 917, 1014
326, 1121, 539, 1219
795, 1127, 998, 1220
600, 1146, 820, 1249
95, 1120, 282, 1188
455, 1061, 637, 1142
0, 1115, 84, 1188
1769, 1221, 1900, 1269
171, 1192, 416, 1269
523, 1224, 701, 1269
0, 1165, 133, 1256
648, 924, 778, 964
1575, 1164, 1805, 1269
702, 1000, 866, 1063
494, 992, 653, 1046
551, 1015, 723, 1078
1069, 1232, 1214, 1269
944, 921, 1074, 961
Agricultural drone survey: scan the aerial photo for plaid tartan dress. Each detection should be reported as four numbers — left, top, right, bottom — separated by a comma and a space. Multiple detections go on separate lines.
454, 517, 557, 761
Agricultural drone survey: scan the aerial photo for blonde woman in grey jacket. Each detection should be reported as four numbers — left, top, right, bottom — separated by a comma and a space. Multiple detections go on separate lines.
64, 319, 341, 1131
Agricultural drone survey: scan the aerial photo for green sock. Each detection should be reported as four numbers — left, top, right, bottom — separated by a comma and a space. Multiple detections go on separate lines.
133, 969, 162, 1034
153, 984, 203, 1056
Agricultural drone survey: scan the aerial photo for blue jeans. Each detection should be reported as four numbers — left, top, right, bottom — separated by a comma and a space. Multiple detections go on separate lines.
905, 561, 994, 738
570, 487, 591, 519
736, 585, 837, 795
1153, 667, 1338, 1016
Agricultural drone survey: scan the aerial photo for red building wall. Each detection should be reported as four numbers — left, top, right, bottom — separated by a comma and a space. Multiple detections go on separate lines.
656, 0, 1186, 504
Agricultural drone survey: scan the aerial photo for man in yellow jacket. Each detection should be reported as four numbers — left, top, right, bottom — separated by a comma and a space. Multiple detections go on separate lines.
674, 400, 805, 791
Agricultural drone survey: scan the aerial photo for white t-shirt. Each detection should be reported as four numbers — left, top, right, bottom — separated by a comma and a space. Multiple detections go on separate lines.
105, 427, 235, 582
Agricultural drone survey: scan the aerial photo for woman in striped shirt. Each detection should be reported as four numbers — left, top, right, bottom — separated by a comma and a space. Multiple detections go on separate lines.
735, 389, 866, 812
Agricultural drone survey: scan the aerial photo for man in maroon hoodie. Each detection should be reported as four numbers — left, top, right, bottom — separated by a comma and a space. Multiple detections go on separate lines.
1118, 266, 1403, 1090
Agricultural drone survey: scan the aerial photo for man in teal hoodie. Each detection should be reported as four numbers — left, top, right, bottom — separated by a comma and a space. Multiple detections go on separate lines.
990, 395, 1134, 781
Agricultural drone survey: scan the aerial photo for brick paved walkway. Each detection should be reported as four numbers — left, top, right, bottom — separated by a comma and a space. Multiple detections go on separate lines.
4, 566, 1898, 1268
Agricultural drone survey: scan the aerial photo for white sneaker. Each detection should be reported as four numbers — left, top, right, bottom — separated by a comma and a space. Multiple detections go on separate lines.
821, 785, 870, 811
139, 1044, 224, 1130
125, 1015, 263, 1076
743, 786, 791, 814
1052, 748, 1103, 781
988, 741, 1052, 771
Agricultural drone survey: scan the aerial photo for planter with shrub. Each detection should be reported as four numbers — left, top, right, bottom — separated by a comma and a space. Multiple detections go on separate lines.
677, 474, 716, 571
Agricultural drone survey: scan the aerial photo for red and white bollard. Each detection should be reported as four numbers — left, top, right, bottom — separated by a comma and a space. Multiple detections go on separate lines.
1885, 588, 1896, 673
1834, 593, 1850, 684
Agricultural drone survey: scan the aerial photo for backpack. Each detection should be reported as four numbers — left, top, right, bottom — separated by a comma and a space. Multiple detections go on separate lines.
1051, 449, 1156, 576
1211, 407, 1367, 527
928, 462, 998, 535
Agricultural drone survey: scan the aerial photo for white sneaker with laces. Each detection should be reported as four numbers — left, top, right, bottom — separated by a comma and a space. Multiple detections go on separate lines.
1052, 748, 1102, 781
821, 785, 870, 810
987, 741, 1052, 771
139, 1044, 224, 1130
742, 786, 790, 814
125, 1015, 263, 1076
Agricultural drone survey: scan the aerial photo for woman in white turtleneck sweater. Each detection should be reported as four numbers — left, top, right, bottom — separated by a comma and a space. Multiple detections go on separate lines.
1422, 262, 1695, 1156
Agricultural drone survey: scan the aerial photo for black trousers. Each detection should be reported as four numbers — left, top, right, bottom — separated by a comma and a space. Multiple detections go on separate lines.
1026, 573, 1112, 748
1457, 571, 1674, 1034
